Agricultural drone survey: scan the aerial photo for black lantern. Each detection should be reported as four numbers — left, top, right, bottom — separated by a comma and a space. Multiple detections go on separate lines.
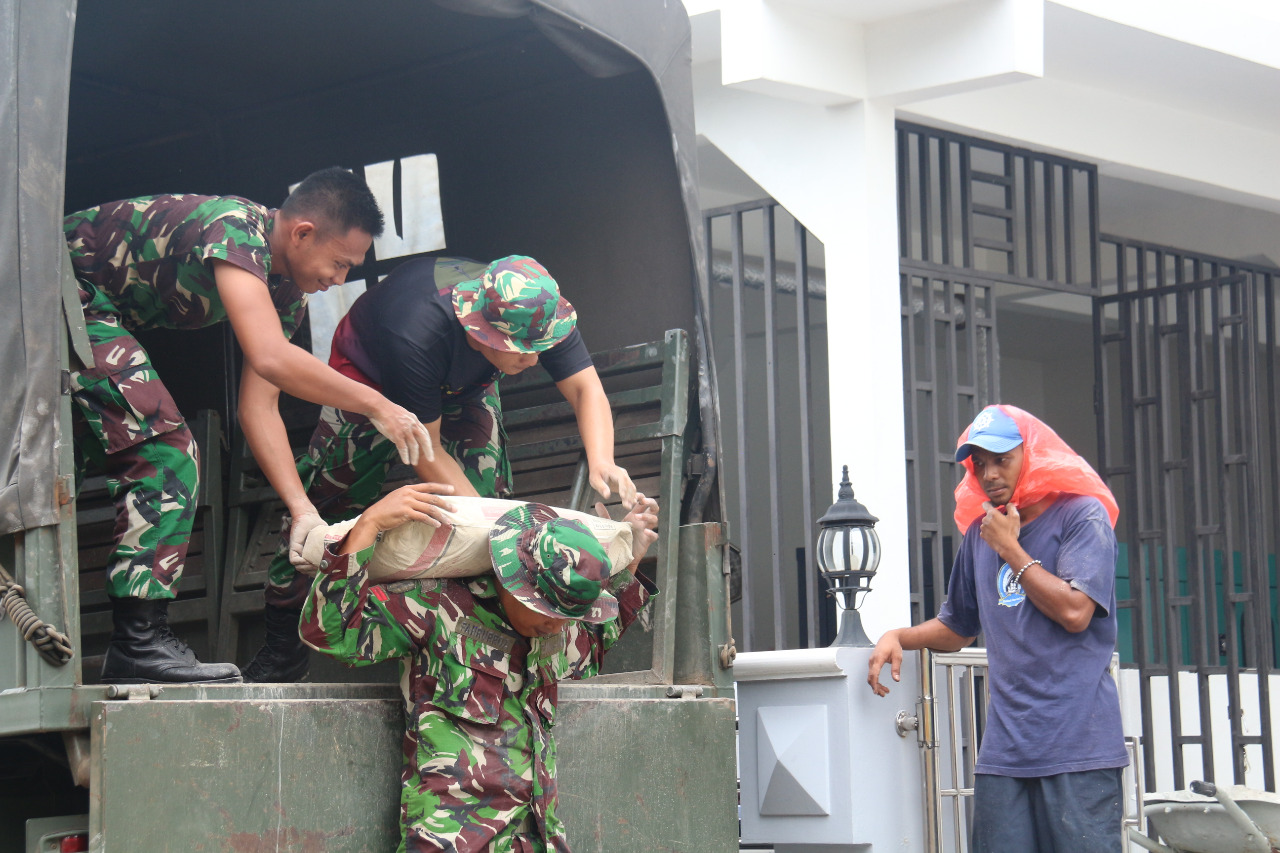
815, 465, 881, 647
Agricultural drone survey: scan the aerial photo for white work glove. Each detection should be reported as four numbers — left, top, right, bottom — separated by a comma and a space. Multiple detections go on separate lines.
589, 462, 637, 509
369, 403, 435, 466
287, 510, 327, 571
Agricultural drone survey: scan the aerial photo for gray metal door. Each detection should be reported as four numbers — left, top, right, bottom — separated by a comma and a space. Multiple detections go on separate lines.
1095, 271, 1275, 790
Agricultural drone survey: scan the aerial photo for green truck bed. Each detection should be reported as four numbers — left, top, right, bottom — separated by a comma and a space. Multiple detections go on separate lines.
2, 331, 737, 852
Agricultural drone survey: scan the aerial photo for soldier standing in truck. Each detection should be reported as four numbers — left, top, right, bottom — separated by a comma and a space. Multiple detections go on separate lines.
65, 167, 434, 684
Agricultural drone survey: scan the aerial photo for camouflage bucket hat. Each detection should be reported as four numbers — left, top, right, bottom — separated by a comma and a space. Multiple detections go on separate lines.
452, 255, 577, 354
489, 503, 617, 624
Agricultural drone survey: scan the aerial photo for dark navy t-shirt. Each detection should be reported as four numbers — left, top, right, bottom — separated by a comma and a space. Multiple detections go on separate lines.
937, 494, 1129, 777
334, 256, 592, 423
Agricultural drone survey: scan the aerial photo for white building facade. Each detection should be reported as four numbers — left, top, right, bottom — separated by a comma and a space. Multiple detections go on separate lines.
689, 0, 1280, 807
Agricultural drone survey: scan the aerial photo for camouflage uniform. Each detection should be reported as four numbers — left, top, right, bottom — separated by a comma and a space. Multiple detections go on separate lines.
263, 390, 510, 609
65, 196, 306, 600
299, 538, 655, 852
264, 257, 530, 610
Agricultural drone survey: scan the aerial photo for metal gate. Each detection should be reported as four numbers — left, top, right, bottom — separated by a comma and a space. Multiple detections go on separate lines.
704, 199, 832, 651
1095, 249, 1278, 791
916, 648, 1143, 853
897, 121, 1098, 626
900, 267, 999, 625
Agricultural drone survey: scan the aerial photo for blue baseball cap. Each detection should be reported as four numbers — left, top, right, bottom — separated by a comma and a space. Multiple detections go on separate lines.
955, 407, 1024, 462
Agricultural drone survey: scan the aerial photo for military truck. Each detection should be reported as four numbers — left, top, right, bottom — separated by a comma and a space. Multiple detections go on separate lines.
0, 2, 737, 850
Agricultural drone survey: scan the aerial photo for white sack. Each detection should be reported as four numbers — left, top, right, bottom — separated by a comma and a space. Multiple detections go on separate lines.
301, 496, 634, 583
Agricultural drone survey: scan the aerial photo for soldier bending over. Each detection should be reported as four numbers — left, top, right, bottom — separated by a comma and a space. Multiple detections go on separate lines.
65, 168, 432, 684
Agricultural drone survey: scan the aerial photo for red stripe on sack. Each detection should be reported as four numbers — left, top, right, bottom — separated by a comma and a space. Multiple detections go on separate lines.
405, 524, 456, 576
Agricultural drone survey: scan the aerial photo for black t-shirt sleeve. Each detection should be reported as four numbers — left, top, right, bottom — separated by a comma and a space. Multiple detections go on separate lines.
540, 328, 594, 382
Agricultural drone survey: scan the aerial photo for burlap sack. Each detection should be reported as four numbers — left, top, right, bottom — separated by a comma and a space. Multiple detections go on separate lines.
301, 496, 635, 583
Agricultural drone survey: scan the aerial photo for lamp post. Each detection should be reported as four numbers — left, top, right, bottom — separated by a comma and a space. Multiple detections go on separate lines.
736, 465, 922, 852
815, 465, 881, 647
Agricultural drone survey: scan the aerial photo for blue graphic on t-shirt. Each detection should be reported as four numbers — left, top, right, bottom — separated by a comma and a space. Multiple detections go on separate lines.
996, 563, 1025, 607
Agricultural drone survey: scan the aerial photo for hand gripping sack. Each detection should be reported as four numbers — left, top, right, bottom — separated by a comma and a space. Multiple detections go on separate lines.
302, 496, 635, 582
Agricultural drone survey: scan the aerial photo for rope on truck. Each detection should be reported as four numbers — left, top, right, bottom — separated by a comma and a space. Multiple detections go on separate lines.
0, 563, 73, 666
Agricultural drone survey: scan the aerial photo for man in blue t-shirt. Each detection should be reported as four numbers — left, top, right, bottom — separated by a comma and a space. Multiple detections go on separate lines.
868, 406, 1127, 852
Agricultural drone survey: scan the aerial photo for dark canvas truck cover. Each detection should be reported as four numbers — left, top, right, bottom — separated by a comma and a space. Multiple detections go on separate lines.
0, 0, 73, 535
2, 1, 737, 850
0, 0, 719, 535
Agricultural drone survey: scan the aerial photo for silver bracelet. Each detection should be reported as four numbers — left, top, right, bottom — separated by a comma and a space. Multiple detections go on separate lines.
1013, 558, 1041, 586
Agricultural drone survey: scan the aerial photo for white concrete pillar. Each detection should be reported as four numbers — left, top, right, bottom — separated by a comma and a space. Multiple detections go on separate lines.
820, 99, 912, 641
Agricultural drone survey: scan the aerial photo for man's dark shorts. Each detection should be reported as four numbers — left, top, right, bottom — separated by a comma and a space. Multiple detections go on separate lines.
972, 768, 1124, 853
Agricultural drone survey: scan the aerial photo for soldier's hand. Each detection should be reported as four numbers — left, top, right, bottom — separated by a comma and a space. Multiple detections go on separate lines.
590, 462, 637, 509
338, 484, 457, 555
362, 483, 457, 532
288, 510, 327, 571
621, 494, 659, 573
370, 401, 434, 466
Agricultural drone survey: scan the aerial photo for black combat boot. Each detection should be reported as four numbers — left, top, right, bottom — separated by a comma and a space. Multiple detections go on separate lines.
241, 605, 309, 683
100, 597, 242, 684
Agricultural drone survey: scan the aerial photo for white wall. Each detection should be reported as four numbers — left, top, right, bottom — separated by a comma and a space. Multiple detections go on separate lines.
691, 0, 1051, 637
1100, 176, 1280, 266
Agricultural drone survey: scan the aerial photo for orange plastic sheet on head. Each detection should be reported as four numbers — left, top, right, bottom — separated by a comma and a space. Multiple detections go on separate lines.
953, 404, 1119, 534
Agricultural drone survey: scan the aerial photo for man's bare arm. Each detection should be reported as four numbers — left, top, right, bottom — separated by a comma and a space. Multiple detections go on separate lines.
338, 484, 456, 555
410, 418, 480, 498
556, 367, 636, 508
867, 618, 975, 697
215, 260, 432, 465
239, 363, 313, 517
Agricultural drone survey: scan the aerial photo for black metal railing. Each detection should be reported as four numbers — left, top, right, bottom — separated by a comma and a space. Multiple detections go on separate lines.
898, 121, 1098, 295
1097, 235, 1279, 790
900, 267, 999, 625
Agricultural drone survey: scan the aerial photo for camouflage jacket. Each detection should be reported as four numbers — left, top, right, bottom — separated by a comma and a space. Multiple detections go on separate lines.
300, 541, 656, 852
64, 194, 308, 337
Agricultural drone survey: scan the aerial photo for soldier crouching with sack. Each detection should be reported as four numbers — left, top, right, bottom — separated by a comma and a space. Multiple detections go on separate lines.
299, 482, 660, 852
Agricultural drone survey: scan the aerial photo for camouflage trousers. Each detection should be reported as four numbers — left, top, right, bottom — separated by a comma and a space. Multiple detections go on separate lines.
400, 800, 545, 853
265, 388, 512, 609
69, 286, 200, 601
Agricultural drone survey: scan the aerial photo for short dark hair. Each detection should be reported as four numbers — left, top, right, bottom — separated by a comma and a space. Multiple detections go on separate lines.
281, 167, 384, 238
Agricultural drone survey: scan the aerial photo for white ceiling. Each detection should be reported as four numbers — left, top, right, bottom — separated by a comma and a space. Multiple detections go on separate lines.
690, 0, 1280, 254
691, 1, 1280, 134
779, 0, 963, 23
1044, 3, 1280, 136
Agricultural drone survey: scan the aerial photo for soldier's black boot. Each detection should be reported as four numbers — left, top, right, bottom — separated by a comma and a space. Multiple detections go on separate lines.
241, 605, 309, 683
100, 597, 242, 684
